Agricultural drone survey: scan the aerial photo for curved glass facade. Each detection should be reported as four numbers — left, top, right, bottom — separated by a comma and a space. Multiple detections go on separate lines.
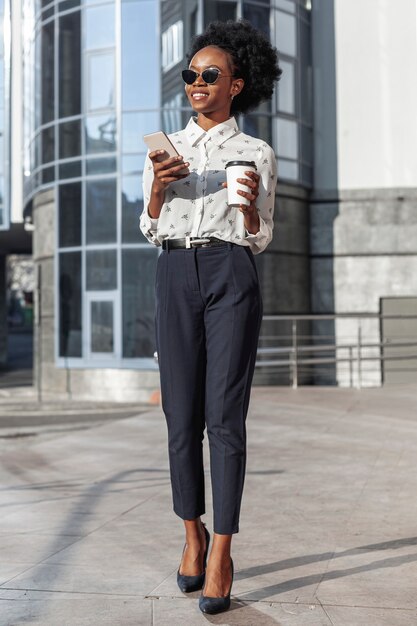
0, 0, 10, 229
22, 0, 312, 368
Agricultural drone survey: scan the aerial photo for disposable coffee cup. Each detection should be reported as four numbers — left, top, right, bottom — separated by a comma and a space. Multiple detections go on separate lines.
225, 160, 257, 207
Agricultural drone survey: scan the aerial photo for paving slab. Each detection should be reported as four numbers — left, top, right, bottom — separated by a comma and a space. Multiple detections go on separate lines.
0, 384, 417, 625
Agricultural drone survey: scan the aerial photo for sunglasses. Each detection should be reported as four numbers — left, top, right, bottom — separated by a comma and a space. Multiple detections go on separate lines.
181, 68, 234, 85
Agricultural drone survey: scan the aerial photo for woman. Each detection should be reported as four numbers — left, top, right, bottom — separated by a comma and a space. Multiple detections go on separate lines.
140, 19, 281, 615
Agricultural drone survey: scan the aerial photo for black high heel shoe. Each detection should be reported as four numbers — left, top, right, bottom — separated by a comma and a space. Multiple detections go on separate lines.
177, 523, 210, 593
199, 557, 234, 614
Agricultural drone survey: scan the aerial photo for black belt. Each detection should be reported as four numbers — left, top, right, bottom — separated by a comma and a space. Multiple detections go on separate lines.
162, 236, 230, 250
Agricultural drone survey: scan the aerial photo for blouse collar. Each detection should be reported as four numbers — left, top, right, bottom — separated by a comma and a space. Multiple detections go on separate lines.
184, 116, 240, 148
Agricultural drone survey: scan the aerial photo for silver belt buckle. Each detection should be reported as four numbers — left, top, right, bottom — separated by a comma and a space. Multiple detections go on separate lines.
185, 235, 192, 249
190, 237, 211, 247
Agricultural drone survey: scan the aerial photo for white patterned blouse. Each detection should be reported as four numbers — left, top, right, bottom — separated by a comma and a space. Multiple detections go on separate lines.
139, 115, 277, 255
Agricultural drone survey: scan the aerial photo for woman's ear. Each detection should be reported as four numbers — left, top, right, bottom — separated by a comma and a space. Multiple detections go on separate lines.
230, 78, 244, 98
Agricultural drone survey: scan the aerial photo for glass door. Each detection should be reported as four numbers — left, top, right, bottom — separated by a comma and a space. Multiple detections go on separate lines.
85, 292, 120, 360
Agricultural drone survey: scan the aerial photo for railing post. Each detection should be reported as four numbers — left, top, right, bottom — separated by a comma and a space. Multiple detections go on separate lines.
349, 346, 353, 388
292, 319, 298, 389
356, 323, 362, 390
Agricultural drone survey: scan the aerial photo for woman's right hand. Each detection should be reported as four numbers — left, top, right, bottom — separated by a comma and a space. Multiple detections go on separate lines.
149, 150, 190, 193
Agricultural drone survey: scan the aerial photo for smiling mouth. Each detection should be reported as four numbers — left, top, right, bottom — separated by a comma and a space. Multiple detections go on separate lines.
192, 93, 209, 100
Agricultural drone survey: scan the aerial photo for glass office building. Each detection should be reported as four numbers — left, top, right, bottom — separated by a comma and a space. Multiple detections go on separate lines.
23, 0, 313, 398
0, 0, 10, 230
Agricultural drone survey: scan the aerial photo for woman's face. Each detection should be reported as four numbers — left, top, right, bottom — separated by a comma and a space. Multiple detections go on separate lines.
184, 46, 244, 120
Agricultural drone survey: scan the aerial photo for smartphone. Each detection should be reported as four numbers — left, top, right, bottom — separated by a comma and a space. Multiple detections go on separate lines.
143, 131, 189, 176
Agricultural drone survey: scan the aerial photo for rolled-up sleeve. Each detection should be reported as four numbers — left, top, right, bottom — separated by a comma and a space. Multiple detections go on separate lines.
139, 152, 160, 246
244, 143, 277, 255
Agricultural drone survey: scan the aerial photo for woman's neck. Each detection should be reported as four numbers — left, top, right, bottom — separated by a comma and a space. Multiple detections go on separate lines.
196, 111, 232, 131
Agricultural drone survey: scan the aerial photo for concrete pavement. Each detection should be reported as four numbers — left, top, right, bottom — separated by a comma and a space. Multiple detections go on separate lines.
0, 384, 417, 625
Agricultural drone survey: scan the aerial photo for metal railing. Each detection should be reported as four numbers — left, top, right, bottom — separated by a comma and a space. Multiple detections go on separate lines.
255, 314, 417, 389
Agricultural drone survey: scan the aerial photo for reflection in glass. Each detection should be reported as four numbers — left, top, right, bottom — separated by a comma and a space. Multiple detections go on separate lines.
85, 5, 115, 50
243, 113, 272, 146
59, 0, 80, 11
122, 248, 158, 357
275, 10, 296, 56
86, 178, 117, 244
87, 52, 114, 111
59, 119, 81, 158
300, 16, 313, 123
204, 0, 236, 23
121, 0, 158, 109
243, 3, 270, 37
59, 161, 82, 179
276, 117, 298, 159
122, 154, 143, 174
277, 158, 298, 180
86, 249, 117, 290
59, 251, 82, 357
122, 175, 146, 243
85, 115, 116, 153
59, 182, 81, 247
86, 157, 117, 175
59, 11, 81, 118
275, 0, 295, 13
41, 166, 55, 183
91, 301, 113, 353
41, 21, 54, 123
277, 59, 295, 114
122, 111, 159, 152
42, 125, 54, 163
162, 93, 182, 135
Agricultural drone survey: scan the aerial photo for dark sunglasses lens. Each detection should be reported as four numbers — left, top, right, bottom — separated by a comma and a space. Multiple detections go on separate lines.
182, 70, 197, 84
201, 69, 220, 84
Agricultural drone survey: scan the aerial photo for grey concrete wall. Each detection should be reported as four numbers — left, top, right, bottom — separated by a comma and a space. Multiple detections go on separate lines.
33, 188, 161, 403
0, 255, 7, 365
311, 188, 417, 387
254, 184, 311, 385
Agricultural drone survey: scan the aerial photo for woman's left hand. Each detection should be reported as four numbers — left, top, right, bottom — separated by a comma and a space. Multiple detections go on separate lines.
223, 170, 261, 234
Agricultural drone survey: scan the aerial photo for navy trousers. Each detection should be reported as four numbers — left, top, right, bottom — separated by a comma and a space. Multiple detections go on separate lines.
155, 242, 263, 534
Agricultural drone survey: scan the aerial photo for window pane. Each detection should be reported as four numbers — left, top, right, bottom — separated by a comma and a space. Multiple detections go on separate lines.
86, 157, 117, 175
122, 175, 146, 243
59, 11, 81, 117
274, 0, 295, 13
122, 154, 142, 174
121, 1, 159, 109
59, 161, 82, 179
88, 53, 115, 111
85, 5, 115, 49
278, 158, 298, 180
85, 114, 116, 153
277, 59, 295, 114
243, 113, 272, 146
59, 182, 81, 247
86, 178, 117, 244
275, 10, 296, 56
41, 21, 54, 123
59, 119, 81, 158
41, 166, 55, 184
204, 1, 237, 23
91, 301, 113, 353
276, 117, 298, 159
122, 111, 159, 153
42, 125, 55, 164
122, 248, 158, 358
59, 251, 82, 357
243, 4, 270, 37
86, 249, 117, 290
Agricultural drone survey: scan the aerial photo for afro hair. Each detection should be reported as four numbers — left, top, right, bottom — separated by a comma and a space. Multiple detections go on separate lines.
187, 19, 282, 115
